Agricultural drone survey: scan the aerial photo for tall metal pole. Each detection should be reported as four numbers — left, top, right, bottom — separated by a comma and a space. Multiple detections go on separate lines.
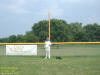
48, 12, 50, 40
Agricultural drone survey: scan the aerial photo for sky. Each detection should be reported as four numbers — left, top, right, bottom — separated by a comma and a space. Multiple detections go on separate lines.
0, 0, 100, 38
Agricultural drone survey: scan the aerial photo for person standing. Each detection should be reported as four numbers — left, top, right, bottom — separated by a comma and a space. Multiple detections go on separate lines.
44, 37, 51, 59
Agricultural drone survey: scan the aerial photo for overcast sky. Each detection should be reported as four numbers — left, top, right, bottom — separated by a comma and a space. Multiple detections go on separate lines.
0, 0, 100, 38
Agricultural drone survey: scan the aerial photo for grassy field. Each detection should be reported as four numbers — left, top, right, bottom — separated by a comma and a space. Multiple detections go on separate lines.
0, 56, 100, 75
0, 44, 100, 75
38, 44, 100, 56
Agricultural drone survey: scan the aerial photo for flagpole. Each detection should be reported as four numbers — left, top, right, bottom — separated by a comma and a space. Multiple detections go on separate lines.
48, 12, 50, 40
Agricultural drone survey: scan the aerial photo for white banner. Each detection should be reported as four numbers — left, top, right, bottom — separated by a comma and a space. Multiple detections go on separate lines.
6, 45, 37, 55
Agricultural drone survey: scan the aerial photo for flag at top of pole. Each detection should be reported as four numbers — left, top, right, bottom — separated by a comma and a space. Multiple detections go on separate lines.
48, 12, 51, 40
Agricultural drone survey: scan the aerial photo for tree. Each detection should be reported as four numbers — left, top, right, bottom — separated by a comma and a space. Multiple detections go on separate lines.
69, 22, 87, 41
84, 23, 100, 41
16, 34, 25, 42
24, 31, 39, 42
8, 35, 17, 43
32, 19, 72, 42
32, 20, 48, 42
0, 38, 8, 43
74, 31, 88, 41
0, 19, 100, 42
95, 25, 100, 41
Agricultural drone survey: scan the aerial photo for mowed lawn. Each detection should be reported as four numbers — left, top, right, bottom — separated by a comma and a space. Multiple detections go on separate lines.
0, 56, 100, 75
0, 44, 100, 75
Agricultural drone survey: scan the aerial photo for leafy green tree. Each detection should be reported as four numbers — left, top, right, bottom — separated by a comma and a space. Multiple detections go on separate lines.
74, 31, 88, 41
16, 34, 25, 42
32, 19, 72, 42
24, 31, 39, 42
84, 23, 100, 41
0, 19, 100, 42
95, 25, 100, 41
69, 22, 87, 41
32, 20, 48, 42
0, 38, 8, 43
8, 35, 17, 43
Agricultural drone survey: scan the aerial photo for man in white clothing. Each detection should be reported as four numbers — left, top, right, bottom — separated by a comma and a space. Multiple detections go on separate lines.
44, 37, 51, 59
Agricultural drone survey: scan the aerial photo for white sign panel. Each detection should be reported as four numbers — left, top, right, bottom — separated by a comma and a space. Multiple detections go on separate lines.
6, 45, 37, 55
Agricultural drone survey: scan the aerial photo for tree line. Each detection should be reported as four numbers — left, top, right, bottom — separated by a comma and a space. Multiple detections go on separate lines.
0, 19, 100, 43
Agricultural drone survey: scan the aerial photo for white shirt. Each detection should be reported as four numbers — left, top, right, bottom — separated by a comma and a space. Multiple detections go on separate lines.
45, 41, 51, 48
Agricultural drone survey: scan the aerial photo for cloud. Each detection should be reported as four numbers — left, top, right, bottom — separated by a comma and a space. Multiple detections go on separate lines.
59, 0, 96, 3
0, 0, 99, 23
40, 4, 63, 17
86, 16, 100, 24
0, 0, 100, 38
7, 4, 30, 14
30, 0, 64, 18
0, 0, 30, 14
0, 0, 97, 15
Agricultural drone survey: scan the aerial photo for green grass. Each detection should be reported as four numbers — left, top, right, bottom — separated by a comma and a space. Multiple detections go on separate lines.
0, 44, 100, 56
0, 44, 100, 75
38, 44, 100, 56
0, 56, 100, 75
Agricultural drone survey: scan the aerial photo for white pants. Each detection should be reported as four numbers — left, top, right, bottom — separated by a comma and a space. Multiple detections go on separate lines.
45, 47, 50, 59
